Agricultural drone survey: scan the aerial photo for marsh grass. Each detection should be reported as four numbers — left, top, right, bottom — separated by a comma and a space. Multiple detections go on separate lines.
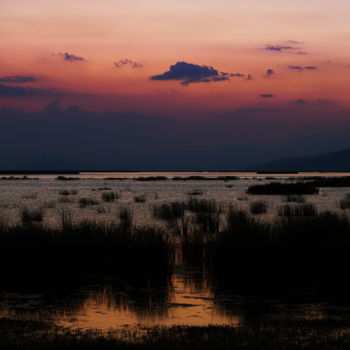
249, 201, 267, 215
20, 207, 44, 225
78, 197, 100, 208
56, 176, 79, 181
153, 202, 185, 222
187, 189, 204, 196
134, 194, 147, 203
22, 193, 38, 200
194, 211, 221, 233
285, 194, 306, 203
58, 197, 75, 204
0, 176, 38, 180
277, 204, 318, 217
0, 218, 173, 287
101, 192, 119, 202
42, 201, 56, 209
248, 182, 319, 195
186, 198, 219, 213
135, 176, 167, 181
59, 190, 78, 196
210, 208, 350, 290
173, 176, 238, 181
340, 194, 350, 210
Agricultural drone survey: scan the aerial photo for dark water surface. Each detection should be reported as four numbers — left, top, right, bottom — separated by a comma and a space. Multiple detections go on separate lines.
1, 264, 350, 331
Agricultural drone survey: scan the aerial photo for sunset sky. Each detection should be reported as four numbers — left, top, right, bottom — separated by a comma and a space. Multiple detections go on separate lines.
1, 1, 350, 169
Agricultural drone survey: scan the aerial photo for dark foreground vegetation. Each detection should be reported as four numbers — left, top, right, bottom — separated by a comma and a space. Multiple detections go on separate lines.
209, 208, 350, 291
0, 208, 173, 289
2, 318, 350, 350
1, 201, 350, 292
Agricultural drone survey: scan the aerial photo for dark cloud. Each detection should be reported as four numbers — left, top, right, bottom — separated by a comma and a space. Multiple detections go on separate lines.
264, 45, 298, 52
264, 69, 276, 78
114, 59, 143, 69
0, 84, 37, 96
305, 66, 317, 70
57, 52, 85, 62
260, 94, 275, 98
288, 65, 303, 70
150, 61, 232, 85
288, 65, 317, 71
264, 43, 307, 55
0, 76, 38, 84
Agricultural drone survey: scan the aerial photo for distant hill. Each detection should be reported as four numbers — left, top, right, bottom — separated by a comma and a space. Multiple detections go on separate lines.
256, 148, 350, 172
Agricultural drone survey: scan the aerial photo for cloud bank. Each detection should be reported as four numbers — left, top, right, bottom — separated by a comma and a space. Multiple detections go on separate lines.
0, 76, 38, 84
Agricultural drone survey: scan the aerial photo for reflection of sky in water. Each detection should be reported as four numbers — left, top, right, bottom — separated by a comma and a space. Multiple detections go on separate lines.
2, 269, 350, 331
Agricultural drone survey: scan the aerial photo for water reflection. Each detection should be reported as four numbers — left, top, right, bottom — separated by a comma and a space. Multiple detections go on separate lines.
1, 269, 350, 331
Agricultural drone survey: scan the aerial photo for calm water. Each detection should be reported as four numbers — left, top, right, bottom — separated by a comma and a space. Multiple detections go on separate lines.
4, 171, 350, 179
1, 265, 350, 331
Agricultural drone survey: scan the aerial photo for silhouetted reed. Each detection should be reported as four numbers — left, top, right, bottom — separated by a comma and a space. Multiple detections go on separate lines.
277, 203, 318, 217
194, 211, 221, 233
134, 194, 147, 203
249, 201, 267, 215
119, 207, 134, 232
186, 197, 219, 213
0, 176, 38, 180
20, 207, 44, 225
153, 202, 185, 221
59, 189, 78, 196
187, 189, 204, 196
101, 191, 119, 202
173, 176, 238, 181
0, 219, 173, 289
340, 194, 350, 210
56, 176, 79, 181
135, 176, 167, 181
210, 208, 350, 290
285, 194, 306, 203
78, 197, 99, 208
248, 182, 319, 195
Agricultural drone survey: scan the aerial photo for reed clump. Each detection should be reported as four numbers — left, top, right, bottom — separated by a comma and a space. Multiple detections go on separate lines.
277, 204, 318, 217
153, 202, 185, 222
78, 198, 99, 208
247, 182, 319, 195
340, 194, 350, 210
101, 192, 119, 202
249, 201, 267, 215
